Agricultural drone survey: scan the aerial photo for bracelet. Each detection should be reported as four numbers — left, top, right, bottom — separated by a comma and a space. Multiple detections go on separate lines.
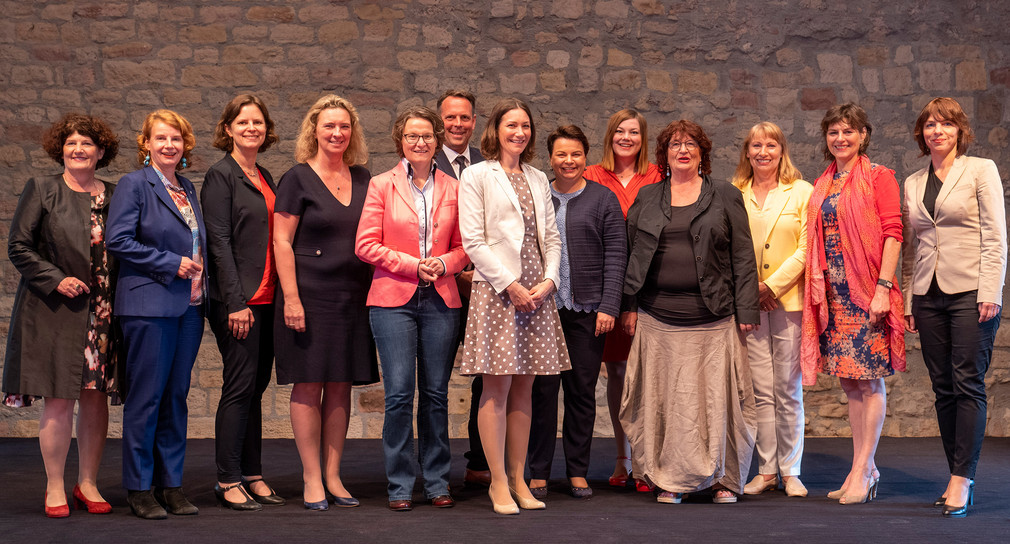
877, 278, 893, 290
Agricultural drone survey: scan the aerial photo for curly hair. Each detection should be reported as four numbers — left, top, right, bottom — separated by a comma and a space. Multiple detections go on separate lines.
731, 121, 803, 189
136, 109, 196, 170
655, 119, 712, 176
212, 94, 278, 153
391, 106, 445, 158
913, 97, 974, 157
294, 94, 368, 166
479, 98, 536, 164
42, 113, 119, 169
599, 109, 650, 175
820, 103, 872, 161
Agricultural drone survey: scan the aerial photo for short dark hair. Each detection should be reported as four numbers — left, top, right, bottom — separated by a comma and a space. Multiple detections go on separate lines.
437, 89, 476, 111
212, 94, 278, 153
655, 120, 712, 176
913, 97, 973, 157
479, 98, 536, 164
391, 106, 445, 158
546, 125, 589, 156
42, 113, 119, 169
820, 103, 872, 161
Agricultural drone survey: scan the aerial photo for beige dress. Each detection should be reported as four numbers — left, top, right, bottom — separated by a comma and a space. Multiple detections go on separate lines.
460, 172, 571, 376
620, 312, 757, 494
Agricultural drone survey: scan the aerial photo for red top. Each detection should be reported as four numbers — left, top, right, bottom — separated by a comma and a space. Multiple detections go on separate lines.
247, 168, 276, 305
584, 163, 663, 218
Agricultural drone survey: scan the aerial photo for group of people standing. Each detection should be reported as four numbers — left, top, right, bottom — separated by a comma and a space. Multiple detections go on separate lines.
2, 90, 1004, 521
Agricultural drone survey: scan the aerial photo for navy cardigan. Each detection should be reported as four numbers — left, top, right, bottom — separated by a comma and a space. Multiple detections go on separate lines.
551, 179, 627, 318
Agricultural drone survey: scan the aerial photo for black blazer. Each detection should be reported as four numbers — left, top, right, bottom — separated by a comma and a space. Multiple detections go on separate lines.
623, 176, 759, 325
434, 146, 485, 179
551, 180, 626, 318
201, 154, 276, 313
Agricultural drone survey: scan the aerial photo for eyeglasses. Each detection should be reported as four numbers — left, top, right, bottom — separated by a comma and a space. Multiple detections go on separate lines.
668, 140, 698, 151
403, 134, 436, 144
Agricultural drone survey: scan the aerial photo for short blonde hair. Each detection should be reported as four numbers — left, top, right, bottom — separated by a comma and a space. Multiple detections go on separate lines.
294, 94, 368, 165
731, 122, 803, 189
136, 109, 195, 170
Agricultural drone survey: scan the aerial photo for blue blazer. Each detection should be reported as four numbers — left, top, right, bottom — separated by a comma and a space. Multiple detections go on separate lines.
107, 166, 207, 317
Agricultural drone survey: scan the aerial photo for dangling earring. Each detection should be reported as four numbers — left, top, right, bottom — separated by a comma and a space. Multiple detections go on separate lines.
143, 154, 150, 166
181, 157, 188, 169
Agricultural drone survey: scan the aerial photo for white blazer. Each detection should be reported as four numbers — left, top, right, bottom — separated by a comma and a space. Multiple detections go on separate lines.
901, 155, 1007, 314
458, 159, 561, 294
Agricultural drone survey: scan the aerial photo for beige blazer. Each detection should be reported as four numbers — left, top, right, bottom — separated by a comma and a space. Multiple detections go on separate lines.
901, 155, 1007, 314
458, 159, 561, 293
740, 179, 813, 312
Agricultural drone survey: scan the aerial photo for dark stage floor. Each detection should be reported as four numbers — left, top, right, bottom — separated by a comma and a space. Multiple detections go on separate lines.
0, 437, 1007, 543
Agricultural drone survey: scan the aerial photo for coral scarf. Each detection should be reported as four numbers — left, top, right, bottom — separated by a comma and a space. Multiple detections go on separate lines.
800, 156, 905, 385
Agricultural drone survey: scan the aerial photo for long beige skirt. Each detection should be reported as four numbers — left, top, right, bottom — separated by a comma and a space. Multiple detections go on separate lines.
619, 312, 757, 494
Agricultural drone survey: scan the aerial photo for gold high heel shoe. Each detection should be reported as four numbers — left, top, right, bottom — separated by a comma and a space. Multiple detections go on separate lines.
488, 489, 519, 515
509, 486, 545, 510
839, 476, 876, 505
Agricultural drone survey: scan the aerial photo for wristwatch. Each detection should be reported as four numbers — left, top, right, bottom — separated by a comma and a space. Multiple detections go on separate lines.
877, 278, 893, 290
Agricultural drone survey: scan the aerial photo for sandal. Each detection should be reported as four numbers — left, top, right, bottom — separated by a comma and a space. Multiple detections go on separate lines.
712, 487, 738, 504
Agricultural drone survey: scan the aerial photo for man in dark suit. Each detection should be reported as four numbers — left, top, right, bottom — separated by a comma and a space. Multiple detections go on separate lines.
434, 90, 490, 487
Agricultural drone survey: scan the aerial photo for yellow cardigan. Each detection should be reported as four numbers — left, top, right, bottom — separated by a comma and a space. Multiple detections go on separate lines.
739, 179, 813, 312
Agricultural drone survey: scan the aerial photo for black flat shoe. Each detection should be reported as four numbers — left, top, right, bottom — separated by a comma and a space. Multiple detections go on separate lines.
243, 478, 285, 506
216, 483, 262, 511
127, 490, 167, 520
154, 487, 199, 515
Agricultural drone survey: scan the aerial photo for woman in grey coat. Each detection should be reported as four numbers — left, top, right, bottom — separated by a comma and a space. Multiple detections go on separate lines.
2, 113, 121, 518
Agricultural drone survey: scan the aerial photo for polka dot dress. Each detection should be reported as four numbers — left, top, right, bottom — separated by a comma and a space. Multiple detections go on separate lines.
460, 172, 572, 376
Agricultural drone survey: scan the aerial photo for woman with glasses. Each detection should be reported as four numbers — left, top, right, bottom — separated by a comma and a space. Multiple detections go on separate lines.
355, 106, 469, 511
620, 120, 759, 505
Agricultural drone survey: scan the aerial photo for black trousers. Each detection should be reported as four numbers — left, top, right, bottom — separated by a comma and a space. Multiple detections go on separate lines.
912, 288, 1000, 479
208, 301, 275, 483
463, 375, 488, 471
528, 308, 606, 480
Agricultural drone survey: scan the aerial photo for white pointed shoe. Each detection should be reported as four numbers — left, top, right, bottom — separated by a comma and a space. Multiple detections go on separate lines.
743, 475, 778, 495
783, 477, 808, 497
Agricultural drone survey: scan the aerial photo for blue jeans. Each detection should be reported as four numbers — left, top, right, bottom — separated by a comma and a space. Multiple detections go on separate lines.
370, 286, 459, 500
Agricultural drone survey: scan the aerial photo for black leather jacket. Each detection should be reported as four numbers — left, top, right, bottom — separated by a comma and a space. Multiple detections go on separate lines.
623, 175, 759, 325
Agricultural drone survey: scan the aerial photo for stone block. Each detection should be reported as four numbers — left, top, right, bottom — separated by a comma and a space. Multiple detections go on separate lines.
357, 388, 384, 413
422, 26, 453, 48
857, 46, 887, 67
546, 50, 570, 69
800, 87, 837, 111
198, 6, 242, 23
181, 64, 257, 88
939, 45, 981, 60
31, 45, 72, 62
125, 89, 161, 107
608, 48, 633, 67
16, 22, 60, 42
89, 20, 136, 43
762, 67, 814, 88
895, 45, 913, 64
677, 70, 718, 94
882, 66, 913, 95
0, 145, 25, 167
41, 89, 81, 108
579, 45, 603, 67
918, 61, 951, 91
500, 72, 538, 94
862, 69, 880, 93
988, 126, 1008, 148
540, 70, 566, 92
646, 70, 673, 93
355, 4, 405, 20
511, 50, 540, 67
364, 67, 404, 92
160, 6, 195, 22
397, 51, 438, 72
158, 44, 193, 60
287, 46, 331, 64
299, 5, 349, 23
164, 89, 202, 107
776, 47, 803, 67
731, 90, 758, 109
552, 0, 583, 19
260, 65, 308, 88
397, 24, 418, 48
991, 67, 1010, 88
270, 24, 315, 44
73, 3, 130, 18
366, 21, 394, 42
319, 21, 359, 45
246, 6, 295, 23
602, 69, 641, 91
232, 25, 269, 42
193, 48, 219, 64
181, 24, 227, 44
222, 45, 284, 64
766, 89, 799, 116
102, 60, 177, 88
41, 4, 74, 21
817, 53, 853, 84
0, 45, 28, 62
443, 53, 477, 70
632, 0, 665, 15
955, 60, 987, 91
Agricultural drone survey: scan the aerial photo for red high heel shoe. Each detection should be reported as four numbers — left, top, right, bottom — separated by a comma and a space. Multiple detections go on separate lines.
635, 478, 654, 493
73, 485, 112, 514
609, 456, 631, 488
44, 492, 70, 518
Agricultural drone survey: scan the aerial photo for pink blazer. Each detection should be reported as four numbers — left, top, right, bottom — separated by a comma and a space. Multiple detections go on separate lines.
355, 162, 469, 308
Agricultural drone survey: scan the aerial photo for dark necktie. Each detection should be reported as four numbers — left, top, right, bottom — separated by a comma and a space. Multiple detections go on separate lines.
454, 155, 468, 178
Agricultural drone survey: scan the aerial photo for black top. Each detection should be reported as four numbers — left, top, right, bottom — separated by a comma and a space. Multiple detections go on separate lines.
639, 205, 721, 325
923, 163, 942, 220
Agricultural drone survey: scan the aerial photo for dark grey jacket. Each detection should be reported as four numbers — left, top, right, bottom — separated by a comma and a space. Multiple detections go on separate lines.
623, 175, 759, 325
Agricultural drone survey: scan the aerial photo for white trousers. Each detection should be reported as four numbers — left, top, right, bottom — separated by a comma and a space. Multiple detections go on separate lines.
745, 307, 804, 476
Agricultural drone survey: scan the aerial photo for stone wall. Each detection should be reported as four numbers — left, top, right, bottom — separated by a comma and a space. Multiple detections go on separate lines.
2, 0, 1010, 439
